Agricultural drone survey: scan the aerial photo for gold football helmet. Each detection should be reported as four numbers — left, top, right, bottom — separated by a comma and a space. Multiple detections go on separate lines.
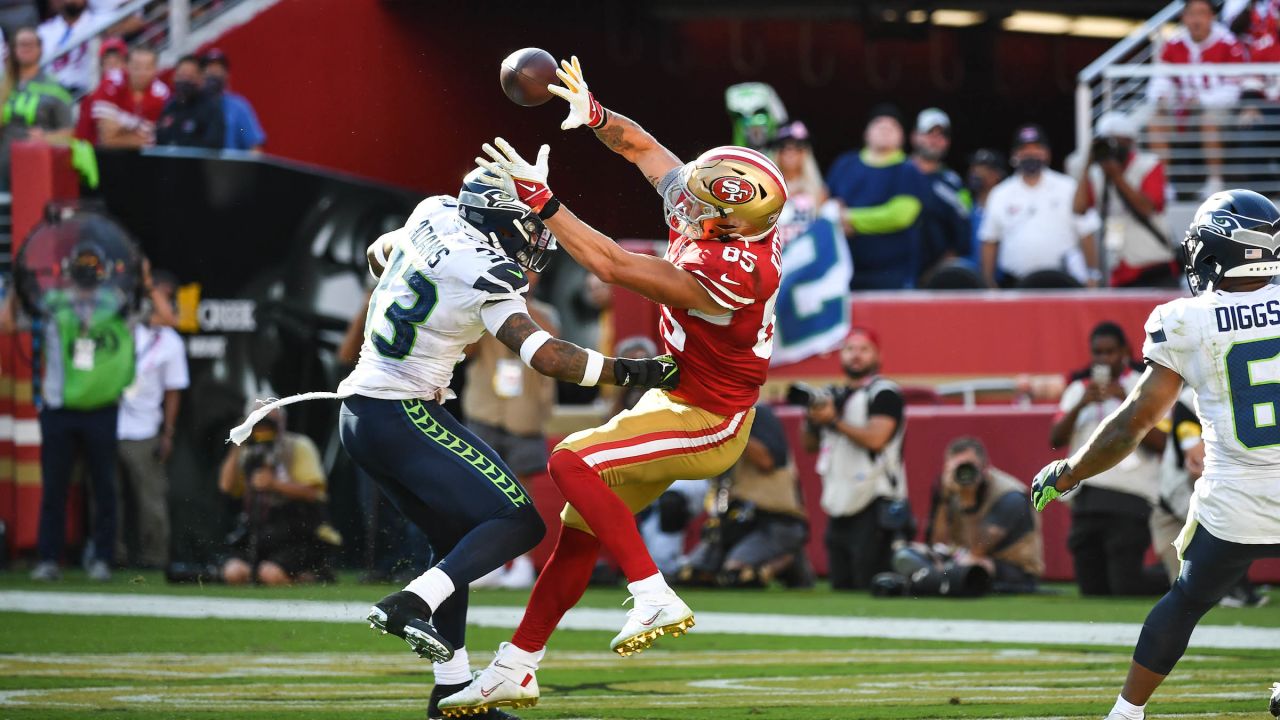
662, 146, 788, 242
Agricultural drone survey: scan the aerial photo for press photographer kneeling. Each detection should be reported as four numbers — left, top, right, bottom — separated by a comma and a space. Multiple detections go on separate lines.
218, 408, 337, 585
876, 437, 1043, 598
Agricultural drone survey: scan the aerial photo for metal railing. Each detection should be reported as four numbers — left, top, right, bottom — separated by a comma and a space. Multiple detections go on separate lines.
40, 0, 252, 90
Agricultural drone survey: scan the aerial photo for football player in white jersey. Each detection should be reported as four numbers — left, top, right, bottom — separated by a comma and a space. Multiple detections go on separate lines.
1032, 189, 1280, 720
229, 169, 679, 720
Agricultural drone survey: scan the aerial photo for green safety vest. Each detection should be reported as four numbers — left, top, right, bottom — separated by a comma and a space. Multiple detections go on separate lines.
48, 291, 135, 410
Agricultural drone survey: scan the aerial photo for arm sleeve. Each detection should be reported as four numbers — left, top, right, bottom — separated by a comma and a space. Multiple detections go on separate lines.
1142, 302, 1185, 375
287, 436, 327, 492
162, 336, 191, 390
847, 194, 923, 235
1141, 162, 1167, 213
978, 191, 1002, 243
242, 101, 266, 147
868, 387, 904, 423
480, 295, 530, 336
748, 404, 789, 467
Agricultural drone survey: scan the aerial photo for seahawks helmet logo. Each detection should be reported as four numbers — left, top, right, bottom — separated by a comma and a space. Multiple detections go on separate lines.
1197, 209, 1280, 255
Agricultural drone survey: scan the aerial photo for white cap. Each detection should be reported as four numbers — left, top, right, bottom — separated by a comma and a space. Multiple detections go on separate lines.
915, 108, 951, 134
1095, 111, 1138, 139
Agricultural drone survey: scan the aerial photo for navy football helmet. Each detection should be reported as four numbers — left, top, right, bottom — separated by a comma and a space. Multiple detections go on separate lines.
457, 168, 557, 272
1183, 189, 1280, 295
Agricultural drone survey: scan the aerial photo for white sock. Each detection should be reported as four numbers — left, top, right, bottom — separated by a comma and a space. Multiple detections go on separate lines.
500, 641, 546, 669
627, 572, 671, 597
404, 566, 455, 612
1110, 693, 1145, 719
433, 647, 471, 685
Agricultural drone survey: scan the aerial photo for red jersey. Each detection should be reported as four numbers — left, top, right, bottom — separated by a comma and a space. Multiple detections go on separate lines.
76, 76, 170, 144
1152, 24, 1247, 108
659, 229, 782, 417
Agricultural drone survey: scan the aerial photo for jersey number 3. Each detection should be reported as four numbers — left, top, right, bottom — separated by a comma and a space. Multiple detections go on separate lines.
372, 253, 439, 360
1226, 336, 1280, 449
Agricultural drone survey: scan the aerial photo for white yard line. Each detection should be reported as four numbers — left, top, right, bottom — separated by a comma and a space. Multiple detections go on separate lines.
0, 590, 1277, 650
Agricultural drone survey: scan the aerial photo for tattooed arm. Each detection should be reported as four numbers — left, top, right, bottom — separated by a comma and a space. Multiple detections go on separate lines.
491, 310, 679, 390
593, 112, 682, 188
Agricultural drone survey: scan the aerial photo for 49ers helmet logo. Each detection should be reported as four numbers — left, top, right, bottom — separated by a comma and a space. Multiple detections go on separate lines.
709, 176, 756, 204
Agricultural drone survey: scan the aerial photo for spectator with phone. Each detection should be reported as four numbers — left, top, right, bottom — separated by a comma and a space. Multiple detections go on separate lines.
1049, 322, 1167, 596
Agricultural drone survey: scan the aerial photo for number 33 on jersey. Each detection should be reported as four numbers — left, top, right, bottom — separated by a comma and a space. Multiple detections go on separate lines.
659, 229, 782, 416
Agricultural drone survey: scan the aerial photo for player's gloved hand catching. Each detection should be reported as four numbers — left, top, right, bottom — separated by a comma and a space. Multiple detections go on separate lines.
546, 55, 607, 131
476, 138, 554, 213
615, 354, 679, 390
1031, 459, 1076, 512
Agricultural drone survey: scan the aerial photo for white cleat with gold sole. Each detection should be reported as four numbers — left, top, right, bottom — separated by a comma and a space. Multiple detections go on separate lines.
610, 590, 695, 657
437, 643, 539, 717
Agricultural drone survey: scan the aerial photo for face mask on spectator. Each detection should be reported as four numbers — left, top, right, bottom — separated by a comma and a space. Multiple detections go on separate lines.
174, 80, 199, 101
1016, 157, 1044, 177
966, 172, 986, 194
204, 75, 225, 95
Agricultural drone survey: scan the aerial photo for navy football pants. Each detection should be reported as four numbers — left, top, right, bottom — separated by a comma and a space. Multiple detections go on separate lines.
1134, 524, 1280, 675
339, 395, 545, 647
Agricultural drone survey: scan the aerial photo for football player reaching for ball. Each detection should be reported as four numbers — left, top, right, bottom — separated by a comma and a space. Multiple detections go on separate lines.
227, 169, 679, 720
1032, 190, 1280, 720
439, 56, 788, 717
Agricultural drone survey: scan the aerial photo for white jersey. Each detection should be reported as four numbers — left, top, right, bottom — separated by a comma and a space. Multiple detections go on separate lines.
337, 195, 529, 400
1143, 283, 1280, 544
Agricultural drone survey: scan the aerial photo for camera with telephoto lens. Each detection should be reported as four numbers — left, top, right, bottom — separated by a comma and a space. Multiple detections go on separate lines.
1091, 135, 1125, 163
240, 417, 281, 477
786, 382, 831, 408
953, 461, 983, 487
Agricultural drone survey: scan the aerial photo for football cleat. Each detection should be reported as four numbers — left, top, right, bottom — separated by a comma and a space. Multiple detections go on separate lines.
437, 643, 539, 717
1269, 681, 1280, 717
429, 681, 522, 720
610, 590, 695, 657
366, 590, 454, 663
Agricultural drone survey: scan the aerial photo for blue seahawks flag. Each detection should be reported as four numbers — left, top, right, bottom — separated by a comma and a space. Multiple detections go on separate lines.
771, 214, 853, 366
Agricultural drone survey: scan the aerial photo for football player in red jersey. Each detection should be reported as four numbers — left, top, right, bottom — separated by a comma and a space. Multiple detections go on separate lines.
438, 56, 787, 717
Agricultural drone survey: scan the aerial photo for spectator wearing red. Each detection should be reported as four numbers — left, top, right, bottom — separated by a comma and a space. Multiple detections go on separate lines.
1068, 112, 1177, 288
73, 36, 127, 143
1225, 0, 1280, 61
1148, 0, 1248, 195
87, 46, 167, 149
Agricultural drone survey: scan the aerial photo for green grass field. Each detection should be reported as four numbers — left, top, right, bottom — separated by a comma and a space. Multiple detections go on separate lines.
1, 571, 1276, 719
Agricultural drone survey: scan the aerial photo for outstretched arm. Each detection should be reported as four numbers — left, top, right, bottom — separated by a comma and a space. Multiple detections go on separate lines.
547, 56, 682, 187
543, 206, 726, 316
487, 308, 678, 391
1032, 362, 1183, 510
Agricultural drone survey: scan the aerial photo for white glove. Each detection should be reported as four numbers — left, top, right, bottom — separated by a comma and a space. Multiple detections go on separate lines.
475, 137, 554, 212
546, 55, 607, 131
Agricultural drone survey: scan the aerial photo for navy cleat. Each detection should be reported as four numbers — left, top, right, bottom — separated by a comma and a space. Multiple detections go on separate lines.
367, 590, 454, 662
429, 681, 521, 720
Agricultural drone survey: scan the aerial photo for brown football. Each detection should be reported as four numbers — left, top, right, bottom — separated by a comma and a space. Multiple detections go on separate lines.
500, 48, 558, 107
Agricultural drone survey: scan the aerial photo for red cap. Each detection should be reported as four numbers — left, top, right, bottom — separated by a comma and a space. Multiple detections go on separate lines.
847, 326, 881, 350
100, 37, 127, 58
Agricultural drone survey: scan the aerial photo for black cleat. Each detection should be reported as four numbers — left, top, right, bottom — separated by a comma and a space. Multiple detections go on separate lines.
1269, 681, 1280, 717
367, 590, 454, 662
428, 682, 521, 720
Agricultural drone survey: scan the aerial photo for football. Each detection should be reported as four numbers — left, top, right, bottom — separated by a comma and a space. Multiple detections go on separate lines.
500, 47, 558, 107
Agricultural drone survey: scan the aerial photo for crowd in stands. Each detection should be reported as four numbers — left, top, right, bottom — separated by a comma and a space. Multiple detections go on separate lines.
0, 0, 264, 193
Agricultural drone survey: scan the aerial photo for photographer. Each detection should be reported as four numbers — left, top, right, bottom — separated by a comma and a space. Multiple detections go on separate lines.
1049, 322, 1166, 596
218, 408, 335, 586
883, 437, 1042, 598
802, 328, 909, 590
677, 403, 812, 589
1069, 111, 1176, 288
